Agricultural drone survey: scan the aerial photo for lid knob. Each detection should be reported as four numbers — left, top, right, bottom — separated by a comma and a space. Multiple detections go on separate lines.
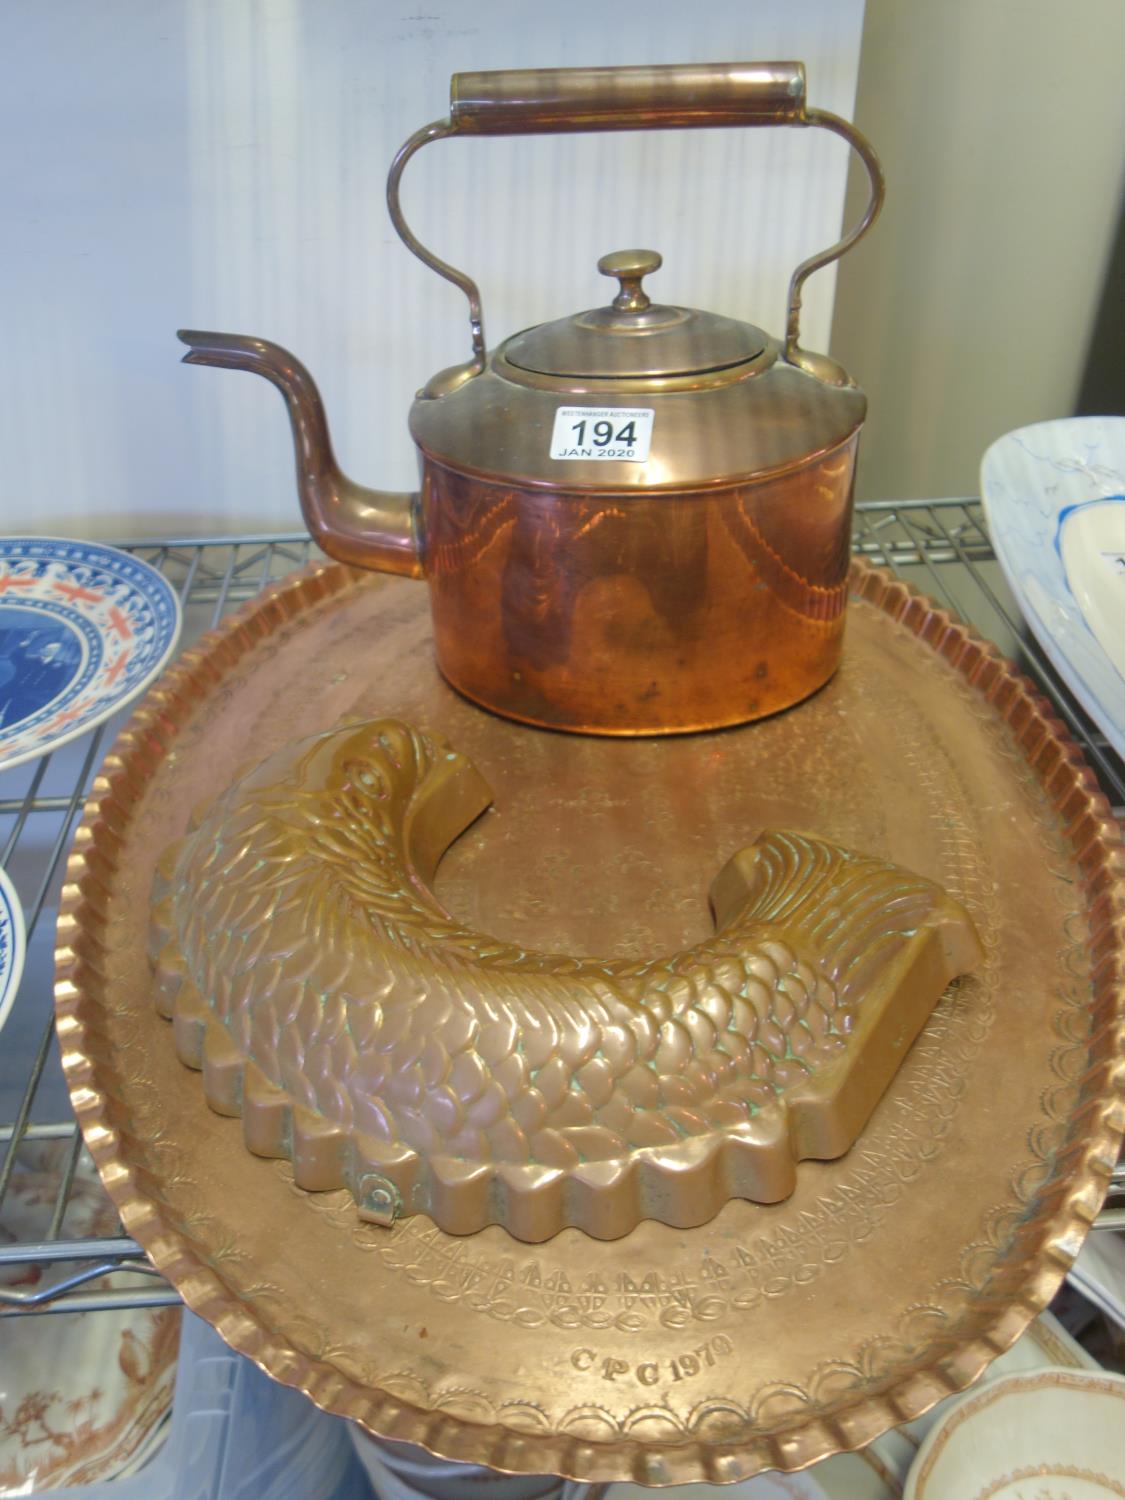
598, 248, 663, 313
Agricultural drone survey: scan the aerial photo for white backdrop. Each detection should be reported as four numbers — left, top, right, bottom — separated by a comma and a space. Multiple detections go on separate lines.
0, 1, 863, 538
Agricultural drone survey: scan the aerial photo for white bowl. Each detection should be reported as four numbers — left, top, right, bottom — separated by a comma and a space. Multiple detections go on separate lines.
904, 1366, 1125, 1499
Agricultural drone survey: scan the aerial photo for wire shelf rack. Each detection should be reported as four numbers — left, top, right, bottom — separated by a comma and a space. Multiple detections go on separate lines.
1, 503, 1121, 1316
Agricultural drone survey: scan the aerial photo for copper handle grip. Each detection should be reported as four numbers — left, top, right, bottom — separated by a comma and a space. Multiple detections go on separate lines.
449, 63, 806, 134
387, 63, 883, 375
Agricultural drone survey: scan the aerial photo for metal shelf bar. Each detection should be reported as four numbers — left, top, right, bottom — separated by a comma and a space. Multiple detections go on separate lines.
45, 1127, 83, 1240
24, 726, 110, 928
857, 496, 980, 512
0, 1258, 163, 1308
111, 529, 310, 549
1, 508, 1120, 1314
0, 1236, 148, 1264
0, 1122, 83, 1144
175, 541, 204, 606
209, 543, 250, 628
0, 753, 49, 863
0, 794, 98, 815
1, 1286, 184, 1317
0, 1014, 56, 1208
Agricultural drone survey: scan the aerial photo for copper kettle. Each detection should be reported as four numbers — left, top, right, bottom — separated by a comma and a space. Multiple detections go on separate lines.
180, 63, 883, 735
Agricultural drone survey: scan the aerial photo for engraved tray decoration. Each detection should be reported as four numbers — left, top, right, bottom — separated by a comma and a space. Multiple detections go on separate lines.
56, 560, 1125, 1486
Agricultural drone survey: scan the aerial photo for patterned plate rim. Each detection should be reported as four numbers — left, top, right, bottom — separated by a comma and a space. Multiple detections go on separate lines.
0, 536, 182, 773
0, 863, 26, 1035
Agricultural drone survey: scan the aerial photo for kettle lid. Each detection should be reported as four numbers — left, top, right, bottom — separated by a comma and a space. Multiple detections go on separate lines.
502, 249, 768, 380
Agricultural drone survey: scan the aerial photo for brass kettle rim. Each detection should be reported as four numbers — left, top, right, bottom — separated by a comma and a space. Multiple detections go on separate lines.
412, 414, 864, 495
501, 293, 771, 381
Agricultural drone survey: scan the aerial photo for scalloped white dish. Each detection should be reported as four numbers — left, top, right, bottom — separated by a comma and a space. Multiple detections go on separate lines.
981, 417, 1125, 760
904, 1367, 1125, 1499
0, 538, 181, 773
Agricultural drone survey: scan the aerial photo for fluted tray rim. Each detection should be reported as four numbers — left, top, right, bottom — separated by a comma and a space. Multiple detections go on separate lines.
54, 557, 1125, 1486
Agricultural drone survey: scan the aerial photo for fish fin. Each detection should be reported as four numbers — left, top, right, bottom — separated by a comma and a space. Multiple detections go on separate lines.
711, 828, 983, 996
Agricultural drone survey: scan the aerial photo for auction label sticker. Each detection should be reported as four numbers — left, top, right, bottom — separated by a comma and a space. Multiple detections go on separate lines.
549, 407, 655, 462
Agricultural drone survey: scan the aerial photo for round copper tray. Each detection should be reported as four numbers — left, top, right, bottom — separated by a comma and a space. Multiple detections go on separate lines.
56, 559, 1125, 1486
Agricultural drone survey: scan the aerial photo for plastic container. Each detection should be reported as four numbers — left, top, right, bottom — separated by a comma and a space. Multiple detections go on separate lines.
46, 1310, 372, 1500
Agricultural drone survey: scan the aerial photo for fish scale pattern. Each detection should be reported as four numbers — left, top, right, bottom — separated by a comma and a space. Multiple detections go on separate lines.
150, 719, 981, 1239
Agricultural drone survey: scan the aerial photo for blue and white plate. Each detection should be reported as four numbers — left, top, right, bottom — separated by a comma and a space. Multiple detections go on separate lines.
0, 866, 25, 1035
981, 417, 1125, 761
0, 538, 181, 773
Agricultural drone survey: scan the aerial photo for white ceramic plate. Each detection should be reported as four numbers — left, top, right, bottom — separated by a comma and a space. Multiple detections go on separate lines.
0, 537, 181, 773
904, 1366, 1125, 1499
980, 417, 1125, 760
0, 868, 24, 1036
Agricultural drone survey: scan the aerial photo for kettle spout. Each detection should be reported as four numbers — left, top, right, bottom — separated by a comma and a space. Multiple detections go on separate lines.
178, 332, 422, 578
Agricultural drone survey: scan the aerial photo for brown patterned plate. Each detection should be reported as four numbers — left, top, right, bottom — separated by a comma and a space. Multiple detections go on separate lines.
55, 560, 1125, 1486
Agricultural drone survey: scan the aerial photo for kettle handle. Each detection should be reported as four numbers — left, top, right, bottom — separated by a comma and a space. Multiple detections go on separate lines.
386, 62, 884, 376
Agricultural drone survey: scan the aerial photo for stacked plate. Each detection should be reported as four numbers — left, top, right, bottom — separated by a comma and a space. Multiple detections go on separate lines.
0, 536, 181, 1042
0, 536, 183, 1490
